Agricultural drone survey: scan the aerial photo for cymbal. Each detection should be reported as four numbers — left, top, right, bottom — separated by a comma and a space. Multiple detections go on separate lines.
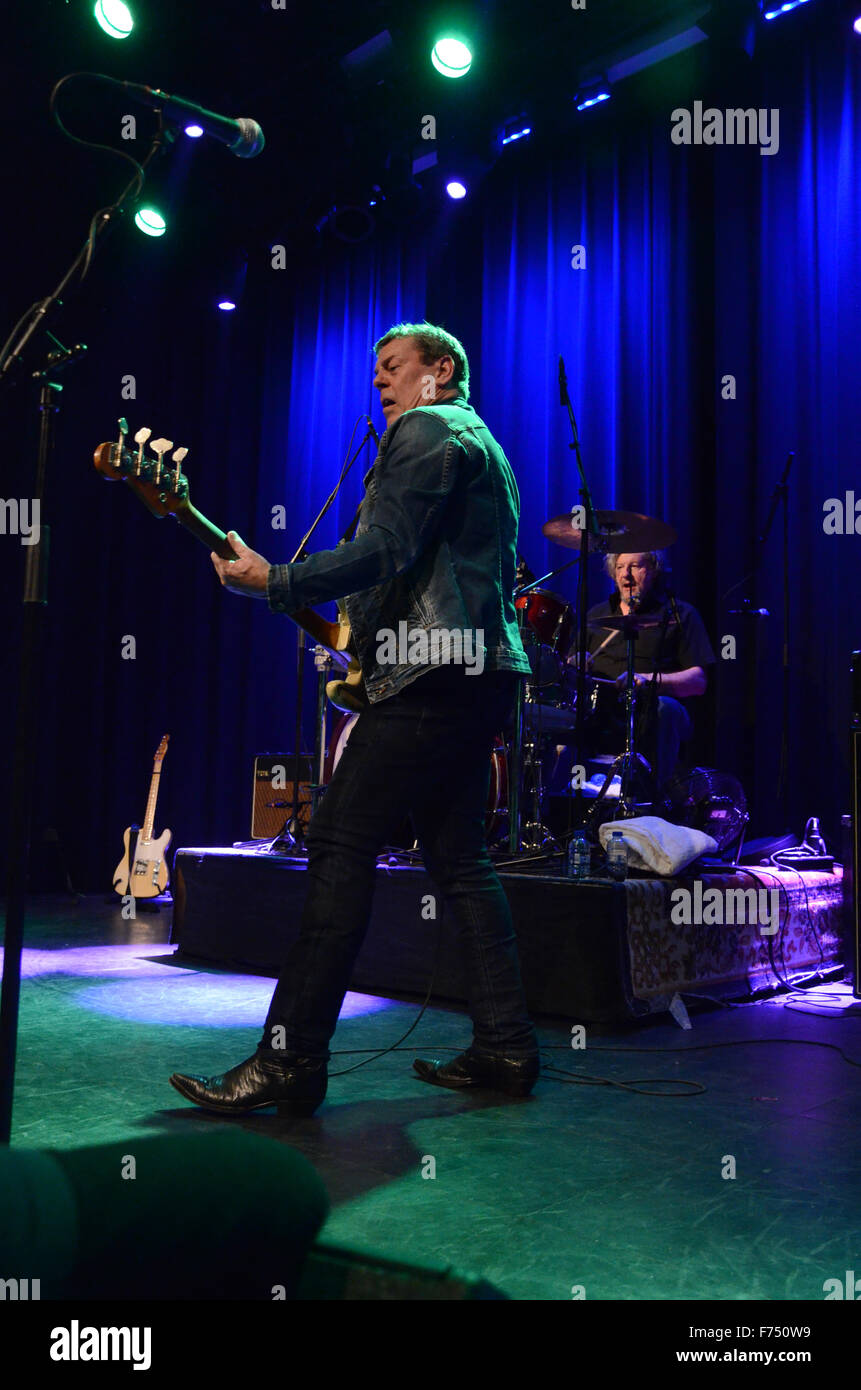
587, 613, 677, 633
542, 509, 677, 553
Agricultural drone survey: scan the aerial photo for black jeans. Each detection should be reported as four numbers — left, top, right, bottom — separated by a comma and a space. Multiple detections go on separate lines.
260, 667, 538, 1063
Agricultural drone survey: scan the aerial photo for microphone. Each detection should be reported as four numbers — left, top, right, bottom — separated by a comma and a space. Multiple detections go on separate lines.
120, 82, 265, 158
366, 417, 381, 447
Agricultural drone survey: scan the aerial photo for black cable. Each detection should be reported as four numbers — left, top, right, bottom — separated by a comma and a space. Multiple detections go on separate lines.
0, 74, 164, 379
325, 906, 445, 1078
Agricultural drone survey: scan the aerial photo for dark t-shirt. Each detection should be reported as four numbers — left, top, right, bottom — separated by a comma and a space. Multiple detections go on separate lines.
585, 587, 715, 685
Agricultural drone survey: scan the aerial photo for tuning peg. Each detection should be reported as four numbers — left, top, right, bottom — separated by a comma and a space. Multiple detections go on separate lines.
149, 437, 173, 483
111, 418, 129, 471
134, 426, 151, 475
171, 446, 188, 491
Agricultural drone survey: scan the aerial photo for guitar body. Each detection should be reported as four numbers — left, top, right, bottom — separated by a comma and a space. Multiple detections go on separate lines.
113, 827, 172, 898
325, 609, 367, 713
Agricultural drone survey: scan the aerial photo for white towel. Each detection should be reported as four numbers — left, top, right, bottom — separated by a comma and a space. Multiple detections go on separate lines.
598, 815, 718, 876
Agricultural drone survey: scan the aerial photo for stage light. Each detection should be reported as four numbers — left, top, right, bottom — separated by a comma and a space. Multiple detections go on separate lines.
217, 300, 236, 312
94, 0, 133, 39
185, 124, 204, 139
854, 13, 861, 33
500, 116, 532, 147
134, 207, 166, 237
431, 37, 472, 78
762, 0, 812, 19
445, 180, 467, 199
574, 83, 611, 112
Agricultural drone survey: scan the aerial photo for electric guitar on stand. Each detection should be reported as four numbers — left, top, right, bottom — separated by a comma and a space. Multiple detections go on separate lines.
113, 734, 172, 898
92, 420, 367, 713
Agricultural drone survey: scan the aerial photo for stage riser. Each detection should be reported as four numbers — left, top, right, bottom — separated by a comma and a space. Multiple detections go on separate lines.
171, 850, 844, 1024
171, 850, 637, 1022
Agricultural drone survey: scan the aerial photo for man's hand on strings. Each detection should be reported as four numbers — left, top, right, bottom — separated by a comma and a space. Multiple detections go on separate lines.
211, 531, 270, 598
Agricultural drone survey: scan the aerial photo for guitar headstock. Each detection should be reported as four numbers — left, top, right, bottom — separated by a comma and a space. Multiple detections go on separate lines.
153, 734, 170, 770
93, 420, 190, 519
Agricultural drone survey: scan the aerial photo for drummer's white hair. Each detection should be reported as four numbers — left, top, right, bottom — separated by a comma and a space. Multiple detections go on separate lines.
603, 550, 666, 578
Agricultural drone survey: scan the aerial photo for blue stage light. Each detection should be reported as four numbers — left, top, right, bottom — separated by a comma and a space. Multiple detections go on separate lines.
501, 124, 531, 146
762, 0, 811, 20
446, 180, 467, 199
854, 13, 861, 33
574, 78, 611, 112
217, 300, 236, 312
575, 90, 610, 111
185, 124, 204, 139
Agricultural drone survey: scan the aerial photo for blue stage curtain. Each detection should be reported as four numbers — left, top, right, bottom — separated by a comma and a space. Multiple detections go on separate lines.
8, 23, 859, 888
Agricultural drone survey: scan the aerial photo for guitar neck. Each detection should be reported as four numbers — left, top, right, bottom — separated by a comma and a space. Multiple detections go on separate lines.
176, 501, 234, 560
142, 768, 161, 842
175, 501, 343, 654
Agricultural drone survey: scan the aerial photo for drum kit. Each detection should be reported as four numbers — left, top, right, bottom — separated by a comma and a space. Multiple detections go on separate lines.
317, 504, 679, 861
500, 504, 679, 855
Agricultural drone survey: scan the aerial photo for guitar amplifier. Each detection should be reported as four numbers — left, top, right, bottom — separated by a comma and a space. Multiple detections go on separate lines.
252, 754, 314, 838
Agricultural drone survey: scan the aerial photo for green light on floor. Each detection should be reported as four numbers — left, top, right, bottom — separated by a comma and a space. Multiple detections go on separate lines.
431, 37, 472, 78
134, 207, 166, 237
94, 0, 133, 39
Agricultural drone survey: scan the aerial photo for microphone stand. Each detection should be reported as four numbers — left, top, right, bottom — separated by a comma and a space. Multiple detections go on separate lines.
0, 124, 168, 1145
268, 420, 377, 854
558, 356, 601, 835
722, 451, 794, 806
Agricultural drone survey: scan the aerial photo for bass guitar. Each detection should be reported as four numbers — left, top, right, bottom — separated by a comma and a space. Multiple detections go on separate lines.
92, 421, 366, 712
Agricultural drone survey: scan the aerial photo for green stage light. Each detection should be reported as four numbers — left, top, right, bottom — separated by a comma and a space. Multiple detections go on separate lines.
431, 37, 472, 78
134, 207, 166, 237
94, 0, 133, 39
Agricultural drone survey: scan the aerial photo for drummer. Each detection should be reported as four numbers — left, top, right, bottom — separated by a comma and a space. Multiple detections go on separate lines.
564, 550, 715, 788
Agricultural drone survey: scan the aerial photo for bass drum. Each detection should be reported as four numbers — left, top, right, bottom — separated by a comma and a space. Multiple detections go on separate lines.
325, 714, 508, 842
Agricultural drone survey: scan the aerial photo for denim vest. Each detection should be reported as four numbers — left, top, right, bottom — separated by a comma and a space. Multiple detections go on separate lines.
267, 396, 530, 702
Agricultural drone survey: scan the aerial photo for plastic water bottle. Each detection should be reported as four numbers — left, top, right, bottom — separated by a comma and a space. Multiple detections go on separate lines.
567, 832, 591, 880
606, 829, 628, 881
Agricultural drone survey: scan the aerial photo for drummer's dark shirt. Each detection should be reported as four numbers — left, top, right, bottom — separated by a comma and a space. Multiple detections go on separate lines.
586, 583, 716, 690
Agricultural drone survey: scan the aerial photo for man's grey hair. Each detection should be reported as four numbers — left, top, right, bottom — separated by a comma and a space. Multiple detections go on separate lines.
373, 321, 470, 400
603, 550, 666, 579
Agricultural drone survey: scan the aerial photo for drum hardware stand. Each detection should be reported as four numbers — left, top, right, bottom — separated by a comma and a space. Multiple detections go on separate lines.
520, 731, 558, 851
506, 609, 559, 855
583, 616, 653, 827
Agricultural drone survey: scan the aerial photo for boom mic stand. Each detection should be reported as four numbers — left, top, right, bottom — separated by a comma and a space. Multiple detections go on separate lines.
0, 114, 168, 1145
723, 451, 794, 805
267, 419, 377, 854
558, 356, 602, 835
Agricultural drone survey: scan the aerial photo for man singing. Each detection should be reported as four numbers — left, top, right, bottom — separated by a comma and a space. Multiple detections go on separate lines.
169, 323, 538, 1117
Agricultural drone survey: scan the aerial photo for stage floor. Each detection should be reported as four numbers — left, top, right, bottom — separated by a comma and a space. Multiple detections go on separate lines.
5, 892, 861, 1301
